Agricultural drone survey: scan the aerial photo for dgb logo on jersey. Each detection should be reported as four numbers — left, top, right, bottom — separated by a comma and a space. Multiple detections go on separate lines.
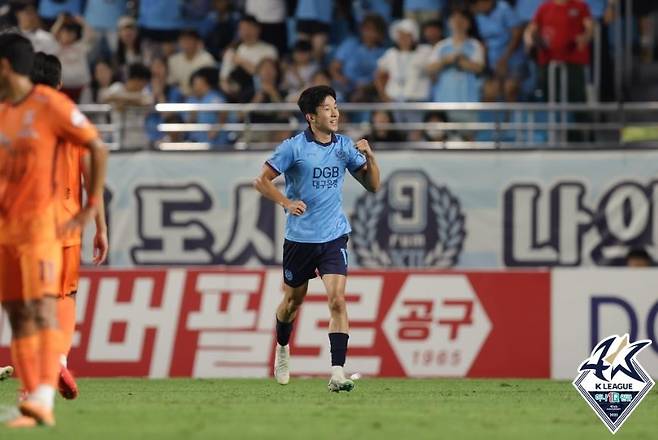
573, 334, 654, 434
351, 170, 466, 268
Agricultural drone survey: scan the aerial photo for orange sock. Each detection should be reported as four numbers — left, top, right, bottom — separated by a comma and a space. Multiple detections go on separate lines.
38, 329, 63, 388
57, 295, 76, 359
10, 335, 39, 393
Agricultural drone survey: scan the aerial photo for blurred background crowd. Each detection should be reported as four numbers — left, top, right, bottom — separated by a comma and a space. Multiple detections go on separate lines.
0, 0, 656, 147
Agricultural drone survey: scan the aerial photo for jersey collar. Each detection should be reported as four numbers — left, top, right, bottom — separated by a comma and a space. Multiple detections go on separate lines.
304, 128, 337, 147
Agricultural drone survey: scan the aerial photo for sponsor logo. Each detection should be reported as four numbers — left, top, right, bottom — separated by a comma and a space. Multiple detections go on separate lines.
573, 334, 654, 434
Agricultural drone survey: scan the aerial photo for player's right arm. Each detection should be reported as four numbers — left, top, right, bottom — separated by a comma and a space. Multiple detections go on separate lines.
253, 165, 306, 216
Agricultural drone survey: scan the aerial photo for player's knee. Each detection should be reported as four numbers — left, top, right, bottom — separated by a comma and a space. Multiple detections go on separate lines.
327, 294, 346, 315
34, 298, 58, 329
4, 302, 35, 334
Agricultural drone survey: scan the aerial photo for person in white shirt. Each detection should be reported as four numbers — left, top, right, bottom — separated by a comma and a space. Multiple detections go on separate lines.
52, 13, 95, 102
375, 18, 432, 132
167, 29, 216, 97
220, 15, 278, 101
14, 2, 58, 55
245, 0, 288, 56
100, 63, 154, 148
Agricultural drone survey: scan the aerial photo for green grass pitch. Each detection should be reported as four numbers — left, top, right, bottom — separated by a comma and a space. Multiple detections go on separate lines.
0, 378, 655, 439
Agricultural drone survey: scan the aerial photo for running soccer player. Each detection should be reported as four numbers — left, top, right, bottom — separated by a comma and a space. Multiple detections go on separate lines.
29, 52, 109, 400
253, 85, 380, 392
0, 33, 108, 427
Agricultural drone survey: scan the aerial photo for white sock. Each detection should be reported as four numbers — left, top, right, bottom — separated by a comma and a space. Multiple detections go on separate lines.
29, 385, 55, 410
60, 355, 67, 368
331, 366, 345, 379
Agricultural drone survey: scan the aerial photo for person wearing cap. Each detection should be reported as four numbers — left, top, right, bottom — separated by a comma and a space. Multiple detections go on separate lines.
375, 18, 432, 128
168, 29, 216, 97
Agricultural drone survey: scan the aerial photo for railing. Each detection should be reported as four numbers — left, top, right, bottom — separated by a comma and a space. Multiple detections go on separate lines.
76, 101, 658, 151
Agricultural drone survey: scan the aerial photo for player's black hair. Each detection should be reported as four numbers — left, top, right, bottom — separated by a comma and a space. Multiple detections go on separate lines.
30, 51, 61, 88
127, 63, 151, 81
0, 32, 34, 75
297, 85, 336, 117
179, 28, 201, 40
240, 15, 260, 27
626, 248, 652, 264
189, 66, 219, 89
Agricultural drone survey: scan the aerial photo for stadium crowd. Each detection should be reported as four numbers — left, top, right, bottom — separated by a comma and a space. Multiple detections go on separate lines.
0, 0, 655, 146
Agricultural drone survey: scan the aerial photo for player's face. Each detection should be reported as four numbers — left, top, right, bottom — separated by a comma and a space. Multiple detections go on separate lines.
312, 95, 339, 133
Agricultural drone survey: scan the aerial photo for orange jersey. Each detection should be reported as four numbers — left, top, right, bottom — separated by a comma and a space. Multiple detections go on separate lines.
0, 85, 98, 245
56, 141, 86, 247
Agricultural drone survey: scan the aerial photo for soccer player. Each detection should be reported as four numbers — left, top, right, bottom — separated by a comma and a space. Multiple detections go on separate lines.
0, 33, 108, 427
30, 51, 109, 400
253, 85, 380, 392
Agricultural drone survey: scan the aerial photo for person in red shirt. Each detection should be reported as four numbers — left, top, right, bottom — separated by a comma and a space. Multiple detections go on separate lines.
524, 0, 594, 140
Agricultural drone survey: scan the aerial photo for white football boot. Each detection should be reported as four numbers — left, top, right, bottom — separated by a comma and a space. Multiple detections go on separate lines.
0, 366, 13, 381
327, 366, 354, 393
274, 344, 290, 385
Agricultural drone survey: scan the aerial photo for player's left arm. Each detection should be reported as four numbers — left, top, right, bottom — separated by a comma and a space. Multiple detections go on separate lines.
81, 152, 109, 265
63, 138, 108, 234
350, 139, 380, 193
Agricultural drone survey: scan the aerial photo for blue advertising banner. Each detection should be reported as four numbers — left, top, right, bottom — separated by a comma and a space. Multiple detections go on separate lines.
91, 150, 658, 268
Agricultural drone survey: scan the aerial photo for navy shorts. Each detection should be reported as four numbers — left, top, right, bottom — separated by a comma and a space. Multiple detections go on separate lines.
282, 235, 349, 287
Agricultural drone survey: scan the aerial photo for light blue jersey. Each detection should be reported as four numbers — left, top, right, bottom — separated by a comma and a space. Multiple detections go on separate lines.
267, 129, 366, 243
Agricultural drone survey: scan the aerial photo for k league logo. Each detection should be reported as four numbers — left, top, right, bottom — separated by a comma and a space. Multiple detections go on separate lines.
351, 170, 466, 268
573, 334, 655, 434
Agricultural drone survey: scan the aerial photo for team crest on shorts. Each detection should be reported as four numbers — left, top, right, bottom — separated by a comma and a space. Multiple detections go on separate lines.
573, 334, 654, 434
284, 269, 293, 281
351, 170, 465, 268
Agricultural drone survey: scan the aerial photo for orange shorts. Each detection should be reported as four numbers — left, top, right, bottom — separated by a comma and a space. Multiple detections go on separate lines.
0, 242, 62, 302
60, 244, 81, 297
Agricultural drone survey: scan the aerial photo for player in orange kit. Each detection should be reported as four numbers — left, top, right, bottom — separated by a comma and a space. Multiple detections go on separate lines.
0, 33, 108, 428
29, 52, 109, 400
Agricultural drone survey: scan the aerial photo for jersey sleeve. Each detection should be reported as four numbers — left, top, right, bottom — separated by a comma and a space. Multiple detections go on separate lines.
346, 141, 367, 173
266, 140, 295, 175
49, 91, 99, 146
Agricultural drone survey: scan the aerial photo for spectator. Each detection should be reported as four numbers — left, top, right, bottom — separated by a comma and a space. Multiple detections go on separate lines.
366, 110, 406, 143
100, 63, 154, 148
422, 111, 450, 143
583, 0, 616, 100
251, 58, 286, 120
514, 0, 544, 24
309, 68, 346, 103
38, 0, 82, 25
200, 0, 241, 61
632, 0, 658, 63
471, 0, 524, 93
626, 248, 652, 267
426, 8, 485, 129
375, 19, 432, 120
421, 19, 443, 47
114, 16, 145, 80
404, 0, 445, 23
52, 13, 95, 102
149, 57, 184, 104
159, 113, 187, 144
245, 0, 288, 56
13, 1, 58, 54
524, 0, 593, 139
138, 0, 187, 43
168, 29, 215, 97
186, 67, 229, 147
283, 40, 319, 102
88, 59, 117, 104
220, 15, 278, 102
330, 13, 388, 102
296, 0, 334, 62
83, 0, 127, 60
